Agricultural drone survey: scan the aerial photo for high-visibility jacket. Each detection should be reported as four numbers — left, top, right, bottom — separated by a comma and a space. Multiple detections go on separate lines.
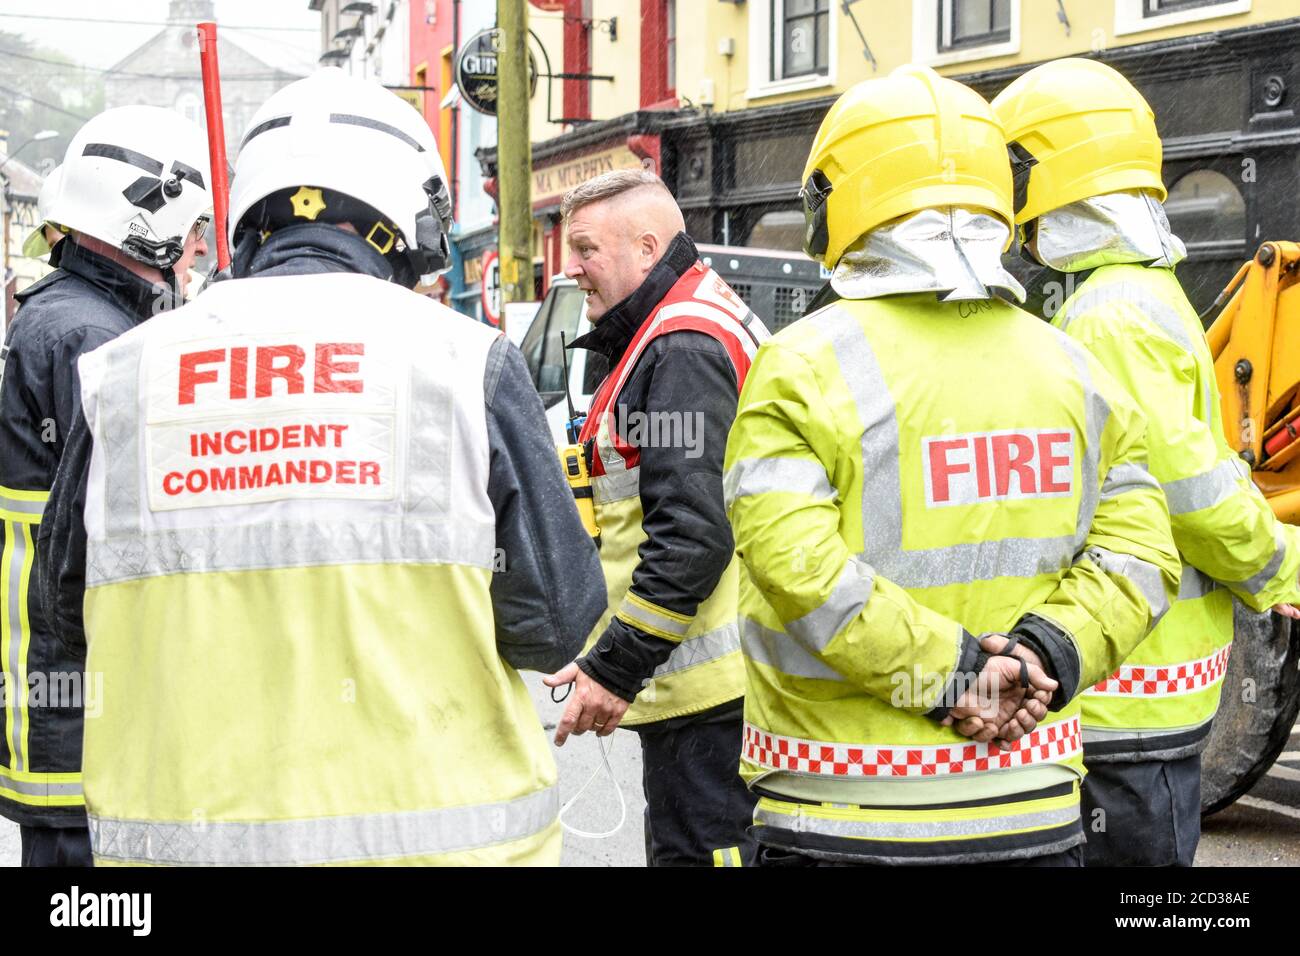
1056, 263, 1300, 759
725, 293, 1180, 864
580, 263, 767, 724
64, 271, 573, 865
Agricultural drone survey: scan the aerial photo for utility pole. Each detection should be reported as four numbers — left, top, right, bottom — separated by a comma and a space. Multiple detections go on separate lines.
496, 0, 531, 312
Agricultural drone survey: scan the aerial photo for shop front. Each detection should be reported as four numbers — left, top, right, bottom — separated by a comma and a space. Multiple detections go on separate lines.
477, 110, 685, 299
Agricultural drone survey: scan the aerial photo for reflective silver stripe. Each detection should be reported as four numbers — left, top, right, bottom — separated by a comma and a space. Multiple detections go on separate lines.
807, 308, 1104, 589
1081, 545, 1170, 623
0, 494, 44, 520
1100, 462, 1160, 501
653, 621, 741, 678
595, 412, 631, 476
406, 342, 455, 521
5, 522, 27, 772
741, 617, 846, 683
86, 518, 498, 587
1056, 334, 1108, 552
618, 596, 690, 640
1061, 280, 1195, 353
591, 467, 640, 504
0, 771, 82, 798
723, 457, 835, 508
806, 308, 902, 567
1162, 459, 1241, 516
89, 785, 559, 866
1236, 524, 1289, 597
97, 343, 145, 538
1178, 566, 1218, 601
753, 802, 1079, 841
785, 558, 874, 651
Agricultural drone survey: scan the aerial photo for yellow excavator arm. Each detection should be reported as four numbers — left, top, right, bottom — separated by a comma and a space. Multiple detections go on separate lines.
1209, 242, 1300, 523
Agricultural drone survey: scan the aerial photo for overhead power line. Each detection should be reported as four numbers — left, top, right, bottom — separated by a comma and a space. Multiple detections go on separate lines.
0, 78, 90, 120
0, 12, 315, 32
0, 47, 298, 81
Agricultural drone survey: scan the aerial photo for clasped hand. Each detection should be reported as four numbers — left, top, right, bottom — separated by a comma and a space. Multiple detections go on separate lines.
940, 634, 1059, 747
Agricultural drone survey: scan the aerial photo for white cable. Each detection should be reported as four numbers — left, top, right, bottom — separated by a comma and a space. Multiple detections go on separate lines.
558, 733, 628, 839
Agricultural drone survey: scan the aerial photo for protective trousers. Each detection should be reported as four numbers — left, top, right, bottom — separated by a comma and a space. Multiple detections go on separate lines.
20, 824, 91, 867
636, 699, 756, 866
1081, 754, 1201, 866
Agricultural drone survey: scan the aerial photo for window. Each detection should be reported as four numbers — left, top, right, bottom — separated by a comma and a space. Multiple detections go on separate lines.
772, 0, 830, 81
1143, 0, 1231, 14
175, 92, 201, 125
747, 0, 836, 98
1164, 168, 1248, 318
520, 284, 588, 407
564, 0, 592, 121
1164, 169, 1246, 253
640, 0, 676, 107
666, 0, 676, 97
747, 209, 806, 253
914, 0, 1018, 68
1114, 0, 1250, 35
939, 0, 1010, 51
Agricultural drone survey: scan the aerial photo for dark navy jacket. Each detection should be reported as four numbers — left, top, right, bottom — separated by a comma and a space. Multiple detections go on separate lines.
0, 239, 167, 827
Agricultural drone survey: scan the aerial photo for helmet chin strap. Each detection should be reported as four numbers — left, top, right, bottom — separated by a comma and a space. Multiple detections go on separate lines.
69, 231, 184, 310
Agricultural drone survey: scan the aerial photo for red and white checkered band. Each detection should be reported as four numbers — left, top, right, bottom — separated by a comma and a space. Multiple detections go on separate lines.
1085, 645, 1231, 699
742, 717, 1082, 778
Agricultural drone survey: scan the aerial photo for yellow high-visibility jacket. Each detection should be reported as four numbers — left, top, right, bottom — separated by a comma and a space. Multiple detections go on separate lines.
45, 272, 602, 866
725, 292, 1180, 864
1056, 263, 1300, 759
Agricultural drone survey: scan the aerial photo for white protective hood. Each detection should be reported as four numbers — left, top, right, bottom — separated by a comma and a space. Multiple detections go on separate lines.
1029, 190, 1186, 273
831, 207, 1026, 303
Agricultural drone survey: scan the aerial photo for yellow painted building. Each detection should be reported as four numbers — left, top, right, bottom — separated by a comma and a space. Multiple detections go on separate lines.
481, 1, 1300, 319
676, 0, 1299, 113
652, 0, 1300, 320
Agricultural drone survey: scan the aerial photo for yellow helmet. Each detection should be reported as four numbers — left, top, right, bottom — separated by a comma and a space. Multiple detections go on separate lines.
991, 58, 1165, 226
801, 64, 1013, 269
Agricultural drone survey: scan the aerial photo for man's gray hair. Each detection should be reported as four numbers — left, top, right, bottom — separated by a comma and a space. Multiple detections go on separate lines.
560, 168, 670, 221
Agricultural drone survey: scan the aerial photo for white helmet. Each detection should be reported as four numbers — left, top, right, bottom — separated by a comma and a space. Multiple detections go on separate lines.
47, 106, 212, 270
230, 68, 452, 282
22, 164, 64, 260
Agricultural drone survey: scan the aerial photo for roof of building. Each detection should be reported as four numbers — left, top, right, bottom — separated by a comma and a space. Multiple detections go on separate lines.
106, 19, 313, 80
0, 153, 44, 203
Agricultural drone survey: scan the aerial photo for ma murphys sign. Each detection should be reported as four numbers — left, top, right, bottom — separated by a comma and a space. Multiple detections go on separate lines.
455, 28, 539, 116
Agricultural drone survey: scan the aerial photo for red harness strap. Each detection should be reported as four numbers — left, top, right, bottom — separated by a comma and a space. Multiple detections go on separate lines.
580, 262, 763, 476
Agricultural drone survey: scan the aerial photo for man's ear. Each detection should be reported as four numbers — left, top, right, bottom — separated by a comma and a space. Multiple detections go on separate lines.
638, 229, 662, 270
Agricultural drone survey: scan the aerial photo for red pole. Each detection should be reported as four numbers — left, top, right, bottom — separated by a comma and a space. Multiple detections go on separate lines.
197, 21, 231, 271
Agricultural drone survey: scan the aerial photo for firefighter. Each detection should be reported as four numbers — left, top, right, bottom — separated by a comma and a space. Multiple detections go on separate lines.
993, 58, 1300, 867
0, 107, 211, 867
542, 168, 769, 866
725, 65, 1182, 867
38, 69, 606, 866
21, 164, 66, 267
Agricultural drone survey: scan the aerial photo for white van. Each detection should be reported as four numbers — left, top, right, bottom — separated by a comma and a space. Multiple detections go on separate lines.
519, 245, 824, 444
